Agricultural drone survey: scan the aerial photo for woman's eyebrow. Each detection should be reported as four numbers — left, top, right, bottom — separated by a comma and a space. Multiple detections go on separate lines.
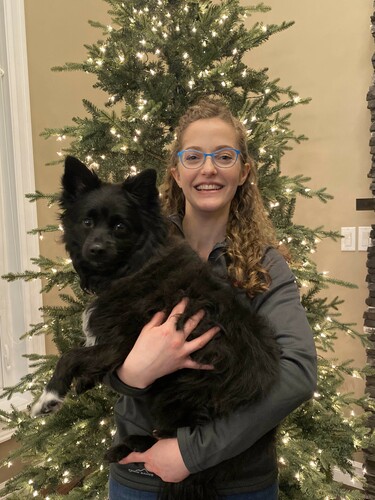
183, 145, 235, 150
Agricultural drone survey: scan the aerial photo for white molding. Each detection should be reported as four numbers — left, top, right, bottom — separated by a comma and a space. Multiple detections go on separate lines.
2, 0, 44, 355
333, 460, 364, 490
0, 0, 45, 442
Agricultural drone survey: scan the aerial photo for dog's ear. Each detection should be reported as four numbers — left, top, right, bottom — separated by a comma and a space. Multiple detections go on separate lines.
61, 156, 101, 203
122, 169, 159, 202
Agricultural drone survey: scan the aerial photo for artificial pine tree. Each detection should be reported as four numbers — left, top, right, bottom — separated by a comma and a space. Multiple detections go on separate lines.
0, 1, 372, 498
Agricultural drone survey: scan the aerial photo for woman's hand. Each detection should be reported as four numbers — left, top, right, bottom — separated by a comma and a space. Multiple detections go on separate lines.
119, 438, 190, 483
116, 298, 219, 389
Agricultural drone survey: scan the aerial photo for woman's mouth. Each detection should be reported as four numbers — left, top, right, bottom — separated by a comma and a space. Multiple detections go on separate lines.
195, 184, 223, 191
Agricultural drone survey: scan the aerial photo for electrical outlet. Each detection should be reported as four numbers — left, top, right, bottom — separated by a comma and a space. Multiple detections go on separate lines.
341, 227, 356, 251
358, 226, 371, 251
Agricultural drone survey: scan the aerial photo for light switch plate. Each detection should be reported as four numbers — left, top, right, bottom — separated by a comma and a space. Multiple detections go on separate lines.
358, 226, 371, 251
341, 227, 356, 251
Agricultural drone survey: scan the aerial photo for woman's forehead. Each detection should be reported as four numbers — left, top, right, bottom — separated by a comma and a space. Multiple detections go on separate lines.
181, 117, 238, 149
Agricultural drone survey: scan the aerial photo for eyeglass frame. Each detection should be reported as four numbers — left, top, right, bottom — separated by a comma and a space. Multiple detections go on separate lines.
177, 147, 242, 169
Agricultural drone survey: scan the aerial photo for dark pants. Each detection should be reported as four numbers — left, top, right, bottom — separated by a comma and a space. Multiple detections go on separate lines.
109, 477, 278, 499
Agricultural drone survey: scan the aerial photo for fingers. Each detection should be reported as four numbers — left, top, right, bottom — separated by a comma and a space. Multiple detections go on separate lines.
185, 325, 220, 354
166, 300, 207, 338
119, 452, 155, 476
181, 309, 205, 337
168, 297, 188, 320
147, 310, 166, 328
182, 326, 220, 370
183, 358, 215, 371
119, 451, 145, 465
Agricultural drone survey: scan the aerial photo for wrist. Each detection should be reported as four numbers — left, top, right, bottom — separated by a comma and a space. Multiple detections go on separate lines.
116, 362, 153, 389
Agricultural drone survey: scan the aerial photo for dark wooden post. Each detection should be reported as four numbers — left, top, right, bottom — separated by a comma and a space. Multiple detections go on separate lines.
358, 7, 375, 498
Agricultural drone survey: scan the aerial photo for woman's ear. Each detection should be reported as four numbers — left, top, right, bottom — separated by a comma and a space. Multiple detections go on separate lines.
239, 162, 251, 186
171, 167, 182, 188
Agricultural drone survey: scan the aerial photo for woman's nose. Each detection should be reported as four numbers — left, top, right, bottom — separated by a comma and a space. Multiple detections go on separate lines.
201, 156, 217, 174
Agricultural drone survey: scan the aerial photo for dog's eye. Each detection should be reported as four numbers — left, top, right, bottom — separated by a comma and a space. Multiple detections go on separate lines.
82, 218, 94, 228
114, 222, 126, 232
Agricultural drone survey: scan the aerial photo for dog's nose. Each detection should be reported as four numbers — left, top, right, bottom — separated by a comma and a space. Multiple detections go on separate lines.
89, 243, 105, 256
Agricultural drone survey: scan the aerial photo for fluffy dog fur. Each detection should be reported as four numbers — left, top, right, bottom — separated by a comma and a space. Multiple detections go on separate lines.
32, 156, 280, 499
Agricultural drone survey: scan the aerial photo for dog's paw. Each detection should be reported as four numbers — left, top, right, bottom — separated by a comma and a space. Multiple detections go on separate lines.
75, 376, 96, 395
104, 436, 157, 463
104, 444, 133, 463
30, 389, 64, 417
124, 435, 157, 453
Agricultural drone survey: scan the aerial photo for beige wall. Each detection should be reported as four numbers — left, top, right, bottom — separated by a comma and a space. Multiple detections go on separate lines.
247, 1, 373, 399
1, 0, 373, 479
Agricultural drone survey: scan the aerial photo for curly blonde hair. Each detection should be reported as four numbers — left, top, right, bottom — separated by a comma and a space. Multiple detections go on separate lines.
161, 97, 279, 296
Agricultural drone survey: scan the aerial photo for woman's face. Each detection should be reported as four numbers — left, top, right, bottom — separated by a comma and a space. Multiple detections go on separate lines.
171, 117, 249, 219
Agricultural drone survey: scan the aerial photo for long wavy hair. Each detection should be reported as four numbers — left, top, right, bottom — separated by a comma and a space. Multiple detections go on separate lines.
161, 97, 279, 296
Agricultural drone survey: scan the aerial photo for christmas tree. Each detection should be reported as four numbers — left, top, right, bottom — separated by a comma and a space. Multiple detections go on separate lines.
0, 1, 372, 498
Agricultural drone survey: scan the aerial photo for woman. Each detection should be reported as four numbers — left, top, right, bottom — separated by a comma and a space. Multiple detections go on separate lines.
107, 98, 317, 499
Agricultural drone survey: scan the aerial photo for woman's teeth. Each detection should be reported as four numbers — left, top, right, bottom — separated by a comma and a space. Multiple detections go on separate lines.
196, 184, 222, 191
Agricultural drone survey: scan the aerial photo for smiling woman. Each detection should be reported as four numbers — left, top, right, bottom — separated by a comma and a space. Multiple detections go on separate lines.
170, 116, 250, 259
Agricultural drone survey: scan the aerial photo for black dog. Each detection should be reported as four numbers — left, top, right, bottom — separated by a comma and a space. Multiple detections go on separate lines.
32, 156, 280, 499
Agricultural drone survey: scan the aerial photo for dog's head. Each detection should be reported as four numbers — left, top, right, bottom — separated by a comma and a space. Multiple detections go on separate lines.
60, 156, 167, 292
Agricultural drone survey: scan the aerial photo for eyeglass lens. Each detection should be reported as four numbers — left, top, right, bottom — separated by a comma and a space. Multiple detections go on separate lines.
180, 149, 238, 169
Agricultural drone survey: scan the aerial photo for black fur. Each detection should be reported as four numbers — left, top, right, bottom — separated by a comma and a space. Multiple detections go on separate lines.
33, 156, 280, 499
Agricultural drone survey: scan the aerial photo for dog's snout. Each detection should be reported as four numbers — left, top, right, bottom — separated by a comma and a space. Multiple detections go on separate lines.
89, 243, 105, 256
82, 235, 116, 264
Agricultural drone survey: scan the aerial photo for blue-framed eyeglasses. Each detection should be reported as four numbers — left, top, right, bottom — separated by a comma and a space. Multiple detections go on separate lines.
177, 148, 241, 169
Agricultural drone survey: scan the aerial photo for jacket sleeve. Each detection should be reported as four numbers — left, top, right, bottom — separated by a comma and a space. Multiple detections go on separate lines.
177, 248, 317, 473
103, 371, 152, 397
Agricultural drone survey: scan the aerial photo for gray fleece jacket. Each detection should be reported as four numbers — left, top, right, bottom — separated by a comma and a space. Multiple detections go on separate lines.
108, 218, 317, 494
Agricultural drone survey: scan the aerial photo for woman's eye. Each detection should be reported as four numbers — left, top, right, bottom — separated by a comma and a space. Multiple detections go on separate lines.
82, 218, 94, 228
186, 154, 199, 161
217, 153, 233, 161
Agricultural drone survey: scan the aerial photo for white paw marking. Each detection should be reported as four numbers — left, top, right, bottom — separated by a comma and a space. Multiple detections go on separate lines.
82, 307, 97, 347
31, 389, 64, 417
